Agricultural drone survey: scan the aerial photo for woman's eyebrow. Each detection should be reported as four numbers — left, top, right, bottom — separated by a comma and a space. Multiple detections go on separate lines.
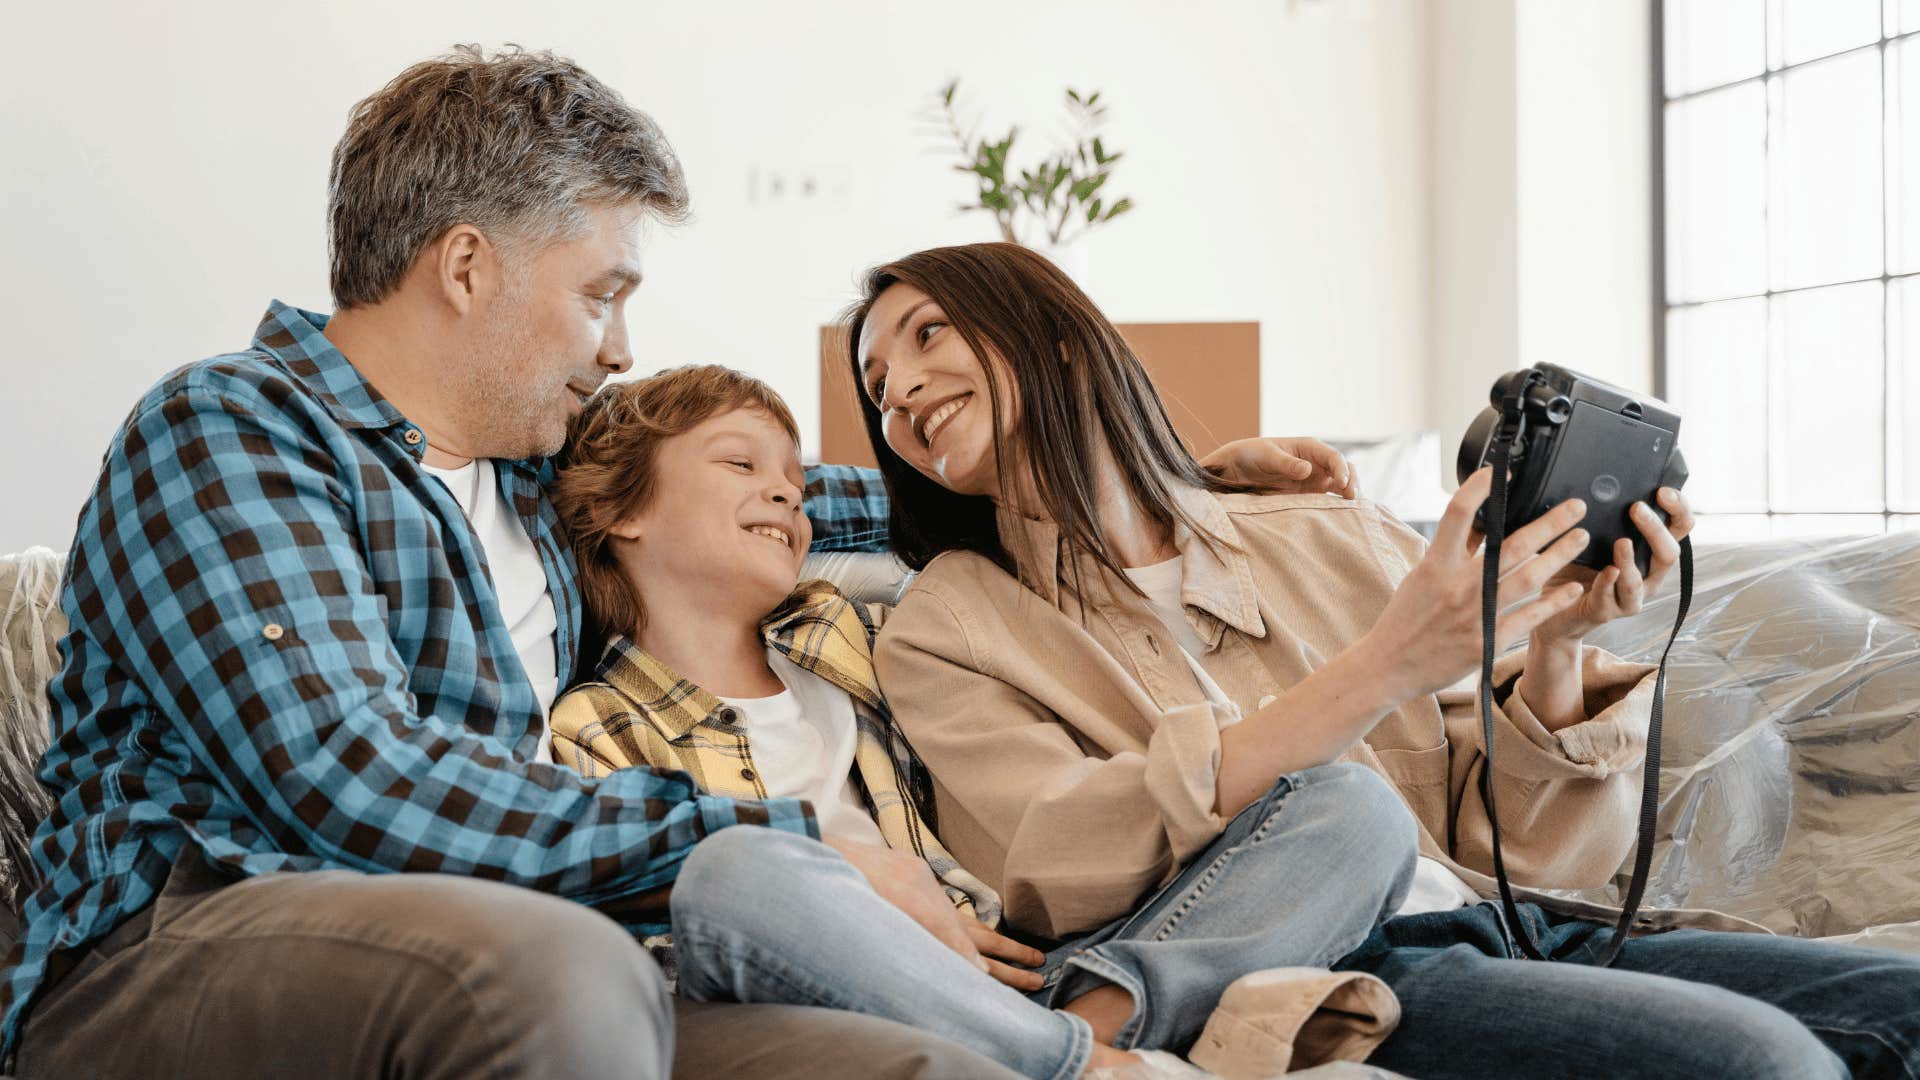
892, 299, 934, 336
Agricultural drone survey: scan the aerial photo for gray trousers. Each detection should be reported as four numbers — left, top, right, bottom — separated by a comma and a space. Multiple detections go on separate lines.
17, 851, 1018, 1079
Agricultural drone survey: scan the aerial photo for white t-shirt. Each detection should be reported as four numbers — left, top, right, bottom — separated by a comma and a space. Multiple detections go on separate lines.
423, 458, 558, 764
718, 649, 887, 847
1124, 556, 1476, 916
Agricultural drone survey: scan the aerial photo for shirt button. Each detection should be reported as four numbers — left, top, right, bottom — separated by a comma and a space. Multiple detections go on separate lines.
403, 429, 424, 446
740, 768, 756, 782
262, 623, 285, 642
1258, 694, 1278, 709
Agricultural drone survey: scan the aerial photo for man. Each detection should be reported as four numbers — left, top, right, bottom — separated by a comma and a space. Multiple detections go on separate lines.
4, 46, 1018, 1079
7, 46, 1349, 1079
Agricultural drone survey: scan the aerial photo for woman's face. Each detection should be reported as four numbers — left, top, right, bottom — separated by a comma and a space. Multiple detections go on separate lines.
856, 283, 1018, 498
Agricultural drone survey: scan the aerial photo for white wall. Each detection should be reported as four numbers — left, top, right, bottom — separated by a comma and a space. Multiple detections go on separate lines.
1516, 0, 1655, 396
1426, 0, 1521, 463
1426, 0, 1657, 468
0, 0, 1434, 554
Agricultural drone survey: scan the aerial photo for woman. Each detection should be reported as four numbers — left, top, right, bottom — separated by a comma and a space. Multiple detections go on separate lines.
546, 365, 1404, 1080
850, 242, 1920, 1080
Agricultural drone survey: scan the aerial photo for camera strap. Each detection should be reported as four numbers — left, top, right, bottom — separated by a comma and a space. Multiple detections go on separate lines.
1481, 423, 1694, 966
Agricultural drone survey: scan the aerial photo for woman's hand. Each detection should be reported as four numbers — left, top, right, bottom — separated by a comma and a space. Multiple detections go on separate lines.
1529, 487, 1696, 647
1514, 487, 1694, 730
1199, 437, 1358, 499
1354, 467, 1589, 704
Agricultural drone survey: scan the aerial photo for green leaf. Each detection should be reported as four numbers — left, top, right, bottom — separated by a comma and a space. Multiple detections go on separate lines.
1087, 197, 1103, 223
1092, 137, 1107, 164
1067, 88, 1082, 103
1087, 90, 1101, 106
1103, 197, 1134, 221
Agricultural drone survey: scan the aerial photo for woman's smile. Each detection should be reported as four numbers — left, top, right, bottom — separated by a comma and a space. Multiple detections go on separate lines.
917, 392, 973, 449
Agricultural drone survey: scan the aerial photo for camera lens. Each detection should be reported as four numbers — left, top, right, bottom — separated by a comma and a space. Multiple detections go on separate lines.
1458, 407, 1498, 483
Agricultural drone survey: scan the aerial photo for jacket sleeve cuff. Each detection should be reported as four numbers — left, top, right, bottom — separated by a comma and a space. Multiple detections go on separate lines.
1143, 702, 1227, 868
1468, 648, 1657, 781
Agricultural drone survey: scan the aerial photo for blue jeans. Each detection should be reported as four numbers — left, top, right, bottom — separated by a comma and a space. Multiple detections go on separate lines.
1335, 901, 1920, 1079
671, 761, 1418, 1080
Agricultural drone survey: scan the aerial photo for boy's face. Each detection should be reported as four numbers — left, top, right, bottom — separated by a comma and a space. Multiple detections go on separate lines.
614, 406, 812, 621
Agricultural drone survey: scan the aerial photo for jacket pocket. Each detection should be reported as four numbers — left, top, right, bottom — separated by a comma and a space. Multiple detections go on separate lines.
1371, 742, 1450, 840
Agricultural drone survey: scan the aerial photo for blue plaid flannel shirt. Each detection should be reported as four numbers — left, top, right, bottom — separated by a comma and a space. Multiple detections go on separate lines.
2, 300, 893, 1058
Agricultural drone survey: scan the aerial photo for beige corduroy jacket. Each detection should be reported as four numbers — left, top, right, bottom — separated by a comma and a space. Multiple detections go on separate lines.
874, 488, 1758, 941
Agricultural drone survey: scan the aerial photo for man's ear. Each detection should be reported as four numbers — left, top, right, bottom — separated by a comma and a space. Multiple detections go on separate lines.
607, 516, 645, 542
431, 224, 498, 317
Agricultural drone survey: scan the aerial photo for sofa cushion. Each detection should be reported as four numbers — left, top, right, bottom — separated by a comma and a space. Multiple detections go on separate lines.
0, 549, 62, 915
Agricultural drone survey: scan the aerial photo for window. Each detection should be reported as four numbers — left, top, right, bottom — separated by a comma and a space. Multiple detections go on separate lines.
1659, 0, 1920, 540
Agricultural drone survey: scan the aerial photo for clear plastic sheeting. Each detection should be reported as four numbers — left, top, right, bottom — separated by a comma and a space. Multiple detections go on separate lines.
1551, 530, 1920, 948
800, 551, 914, 608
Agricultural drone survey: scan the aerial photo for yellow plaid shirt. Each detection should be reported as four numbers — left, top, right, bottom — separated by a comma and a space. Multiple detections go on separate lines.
550, 580, 1000, 933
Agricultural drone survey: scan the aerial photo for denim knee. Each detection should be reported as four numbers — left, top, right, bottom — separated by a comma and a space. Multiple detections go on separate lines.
675, 824, 829, 926
1291, 761, 1419, 914
1682, 1005, 1848, 1080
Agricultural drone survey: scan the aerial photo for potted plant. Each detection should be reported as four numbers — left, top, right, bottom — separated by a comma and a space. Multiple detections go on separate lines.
926, 78, 1135, 278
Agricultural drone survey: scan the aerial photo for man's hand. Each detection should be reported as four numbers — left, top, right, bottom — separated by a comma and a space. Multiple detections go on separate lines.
1200, 437, 1357, 498
821, 834, 1044, 989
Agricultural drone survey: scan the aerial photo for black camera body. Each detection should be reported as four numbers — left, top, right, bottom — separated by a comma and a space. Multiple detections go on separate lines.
1457, 364, 1688, 574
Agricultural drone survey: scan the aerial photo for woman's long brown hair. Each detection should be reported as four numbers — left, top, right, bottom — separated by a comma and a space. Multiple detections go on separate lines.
842, 242, 1250, 596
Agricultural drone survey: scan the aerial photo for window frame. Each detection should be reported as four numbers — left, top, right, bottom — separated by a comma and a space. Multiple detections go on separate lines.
1653, 0, 1920, 533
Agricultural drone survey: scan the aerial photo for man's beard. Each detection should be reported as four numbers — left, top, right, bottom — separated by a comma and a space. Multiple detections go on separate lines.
467, 295, 568, 460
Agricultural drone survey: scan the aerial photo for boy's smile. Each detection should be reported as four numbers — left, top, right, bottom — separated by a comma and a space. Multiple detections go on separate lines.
610, 405, 812, 627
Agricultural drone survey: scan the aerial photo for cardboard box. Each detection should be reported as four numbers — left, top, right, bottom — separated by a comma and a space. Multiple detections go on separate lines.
819, 322, 1259, 468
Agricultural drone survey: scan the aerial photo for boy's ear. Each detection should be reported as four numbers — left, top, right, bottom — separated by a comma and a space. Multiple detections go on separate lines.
608, 517, 645, 542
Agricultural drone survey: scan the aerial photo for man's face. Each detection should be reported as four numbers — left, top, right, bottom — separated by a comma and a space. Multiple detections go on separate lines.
467, 203, 645, 459
616, 406, 812, 623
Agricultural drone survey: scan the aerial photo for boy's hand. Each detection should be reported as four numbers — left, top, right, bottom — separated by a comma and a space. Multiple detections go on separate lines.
965, 920, 1047, 991
823, 834, 1048, 990
1200, 437, 1357, 499
822, 834, 988, 972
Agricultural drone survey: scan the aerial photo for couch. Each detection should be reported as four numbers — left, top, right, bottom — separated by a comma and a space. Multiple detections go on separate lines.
4, 529, 1919, 1074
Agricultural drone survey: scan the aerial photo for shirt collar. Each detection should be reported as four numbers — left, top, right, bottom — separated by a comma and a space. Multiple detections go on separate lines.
594, 581, 881, 741
252, 300, 408, 432
996, 484, 1266, 644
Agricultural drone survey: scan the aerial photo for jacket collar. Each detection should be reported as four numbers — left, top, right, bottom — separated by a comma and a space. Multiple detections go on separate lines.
996, 484, 1266, 647
595, 581, 882, 742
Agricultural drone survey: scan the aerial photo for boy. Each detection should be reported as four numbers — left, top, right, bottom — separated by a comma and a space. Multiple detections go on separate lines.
547, 365, 1286, 1080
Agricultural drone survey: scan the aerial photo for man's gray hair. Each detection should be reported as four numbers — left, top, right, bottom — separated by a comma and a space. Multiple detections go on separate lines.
327, 44, 690, 309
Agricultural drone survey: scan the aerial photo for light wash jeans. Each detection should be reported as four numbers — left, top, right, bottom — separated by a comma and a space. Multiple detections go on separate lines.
671, 761, 1419, 1080
1334, 900, 1920, 1079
